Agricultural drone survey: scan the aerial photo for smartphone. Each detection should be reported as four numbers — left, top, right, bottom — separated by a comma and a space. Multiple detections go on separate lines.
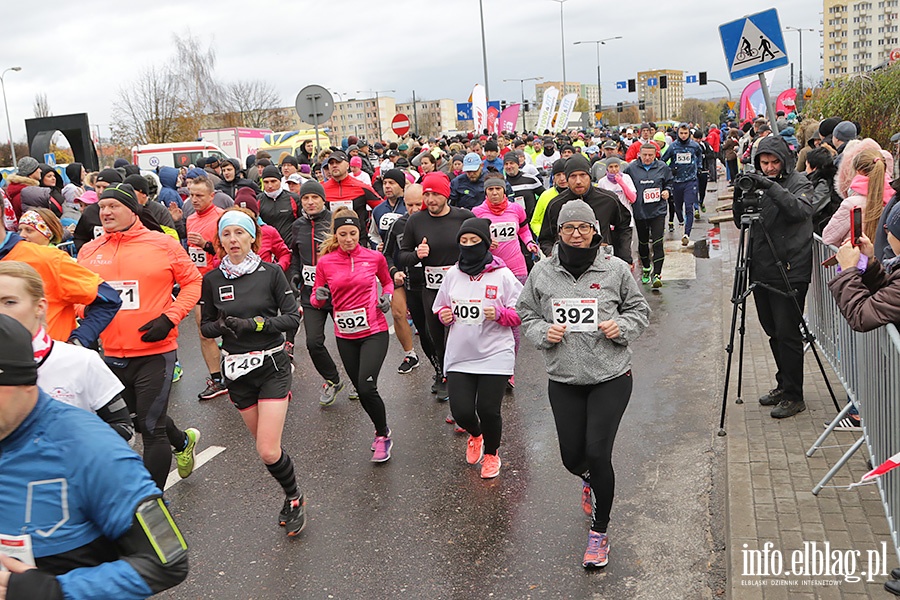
851, 206, 863, 247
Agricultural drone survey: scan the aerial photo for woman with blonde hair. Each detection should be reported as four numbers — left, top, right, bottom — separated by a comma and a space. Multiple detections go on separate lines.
823, 147, 895, 246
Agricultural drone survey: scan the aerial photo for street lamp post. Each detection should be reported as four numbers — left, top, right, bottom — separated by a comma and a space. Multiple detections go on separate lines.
1, 66, 22, 167
357, 89, 395, 141
573, 36, 622, 116
503, 77, 543, 132
785, 26, 814, 112
551, 0, 569, 96
479, 0, 490, 99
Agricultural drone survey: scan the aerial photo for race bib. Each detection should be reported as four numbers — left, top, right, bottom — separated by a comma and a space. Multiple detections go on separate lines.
379, 212, 401, 231
335, 308, 369, 334
551, 298, 598, 333
675, 152, 692, 164
643, 187, 661, 203
425, 265, 452, 290
451, 298, 484, 325
224, 351, 265, 381
93, 225, 104, 239
513, 195, 525, 207
330, 199, 353, 212
302, 264, 316, 287
490, 221, 517, 243
188, 246, 208, 267
0, 534, 35, 568
109, 280, 140, 310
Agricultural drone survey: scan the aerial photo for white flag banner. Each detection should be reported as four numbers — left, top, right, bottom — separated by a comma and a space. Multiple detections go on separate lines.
553, 93, 579, 133
535, 86, 559, 133
471, 84, 488, 134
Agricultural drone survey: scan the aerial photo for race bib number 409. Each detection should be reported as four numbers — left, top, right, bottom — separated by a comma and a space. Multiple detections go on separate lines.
451, 298, 484, 325
551, 298, 598, 332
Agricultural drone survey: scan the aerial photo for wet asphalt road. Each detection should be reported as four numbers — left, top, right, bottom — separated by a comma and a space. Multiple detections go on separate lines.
159, 217, 727, 600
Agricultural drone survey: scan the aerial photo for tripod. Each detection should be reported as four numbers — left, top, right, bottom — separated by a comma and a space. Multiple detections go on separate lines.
718, 210, 840, 436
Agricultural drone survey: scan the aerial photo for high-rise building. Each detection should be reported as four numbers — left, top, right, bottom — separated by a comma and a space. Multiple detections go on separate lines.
534, 81, 599, 109
823, 0, 899, 79
395, 99, 458, 138
636, 69, 684, 121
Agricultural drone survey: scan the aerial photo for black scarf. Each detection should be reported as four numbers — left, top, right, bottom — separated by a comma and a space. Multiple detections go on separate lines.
458, 241, 493, 276
557, 236, 601, 280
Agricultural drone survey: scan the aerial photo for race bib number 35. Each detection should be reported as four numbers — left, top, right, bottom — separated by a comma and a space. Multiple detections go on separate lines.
551, 298, 598, 332
335, 308, 369, 335
188, 246, 208, 267
425, 265, 452, 290
643, 188, 661, 203
490, 222, 517, 243
109, 280, 140, 310
451, 298, 484, 325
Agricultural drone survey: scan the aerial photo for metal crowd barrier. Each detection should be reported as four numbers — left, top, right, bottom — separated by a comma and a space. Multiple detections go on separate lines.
805, 235, 900, 563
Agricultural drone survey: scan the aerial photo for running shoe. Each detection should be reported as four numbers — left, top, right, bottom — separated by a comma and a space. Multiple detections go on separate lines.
397, 355, 420, 374
348, 385, 359, 401
280, 495, 307, 536
481, 453, 501, 479
652, 275, 662, 289
435, 377, 449, 402
466, 435, 484, 465
507, 375, 515, 390
198, 379, 227, 401
668, 221, 675, 232
172, 361, 183, 383
319, 380, 343, 407
445, 414, 465, 433
431, 371, 442, 394
681, 234, 690, 246
372, 434, 393, 462
825, 414, 862, 431
371, 427, 392, 451
694, 209, 700, 220
641, 267, 652, 285
173, 428, 200, 479
582, 531, 609, 568
581, 480, 593, 516
700, 204, 707, 213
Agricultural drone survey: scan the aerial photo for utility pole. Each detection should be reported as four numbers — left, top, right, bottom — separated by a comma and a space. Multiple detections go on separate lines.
479, 0, 490, 99
503, 77, 543, 132
785, 26, 814, 111
573, 37, 622, 116
412, 90, 419, 135
551, 0, 569, 96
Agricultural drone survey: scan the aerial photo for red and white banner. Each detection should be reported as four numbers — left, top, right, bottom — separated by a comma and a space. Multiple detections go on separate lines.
498, 104, 521, 134
487, 106, 499, 134
860, 451, 900, 483
471, 84, 488, 134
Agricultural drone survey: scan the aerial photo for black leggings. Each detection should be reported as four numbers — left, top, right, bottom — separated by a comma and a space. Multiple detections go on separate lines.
302, 303, 340, 383
548, 371, 633, 533
406, 286, 438, 367
635, 215, 666, 277
110, 350, 186, 490
421, 288, 447, 372
336, 331, 389, 436
447, 372, 507, 455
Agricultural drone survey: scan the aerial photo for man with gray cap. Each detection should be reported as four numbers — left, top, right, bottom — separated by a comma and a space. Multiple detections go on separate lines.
450, 152, 513, 210
5, 156, 41, 218
0, 314, 190, 599
538, 155, 633, 264
831, 120, 858, 168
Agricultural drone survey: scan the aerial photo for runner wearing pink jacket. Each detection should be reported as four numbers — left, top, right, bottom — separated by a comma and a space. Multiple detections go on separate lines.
310, 207, 395, 462
471, 176, 539, 282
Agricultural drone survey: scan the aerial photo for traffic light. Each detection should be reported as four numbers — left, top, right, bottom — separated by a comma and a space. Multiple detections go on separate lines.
639, 100, 646, 110
628, 79, 636, 93
660, 75, 668, 89
699, 71, 708, 85
501, 100, 508, 110
523, 100, 530, 111
616, 102, 623, 113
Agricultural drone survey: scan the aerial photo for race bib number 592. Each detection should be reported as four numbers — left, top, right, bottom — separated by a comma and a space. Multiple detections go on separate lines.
551, 298, 598, 332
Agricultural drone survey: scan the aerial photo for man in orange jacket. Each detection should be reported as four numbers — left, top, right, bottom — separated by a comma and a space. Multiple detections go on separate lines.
79, 183, 202, 490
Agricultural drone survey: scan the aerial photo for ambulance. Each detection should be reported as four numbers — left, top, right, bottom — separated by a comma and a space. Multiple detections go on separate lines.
131, 142, 229, 171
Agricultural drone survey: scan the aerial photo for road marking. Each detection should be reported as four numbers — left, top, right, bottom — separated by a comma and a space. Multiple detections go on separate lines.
164, 445, 226, 491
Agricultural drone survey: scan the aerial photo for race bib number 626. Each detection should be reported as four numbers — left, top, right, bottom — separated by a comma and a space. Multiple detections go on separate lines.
551, 298, 598, 332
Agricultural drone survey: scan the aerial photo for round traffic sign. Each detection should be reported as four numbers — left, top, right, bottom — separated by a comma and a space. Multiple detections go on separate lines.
890, 47, 900, 63
391, 113, 410, 136
295, 85, 334, 125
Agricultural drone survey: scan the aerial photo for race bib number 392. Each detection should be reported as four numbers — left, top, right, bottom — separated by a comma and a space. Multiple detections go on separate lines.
551, 298, 598, 332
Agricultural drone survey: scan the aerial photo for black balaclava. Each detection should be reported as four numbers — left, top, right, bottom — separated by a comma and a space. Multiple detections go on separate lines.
457, 217, 494, 276
558, 235, 601, 281
65, 162, 84, 187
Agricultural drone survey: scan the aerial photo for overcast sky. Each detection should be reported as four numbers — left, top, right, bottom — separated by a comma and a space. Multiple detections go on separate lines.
0, 0, 822, 143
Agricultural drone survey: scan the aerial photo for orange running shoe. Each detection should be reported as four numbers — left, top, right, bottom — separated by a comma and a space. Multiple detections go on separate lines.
582, 480, 593, 516
481, 453, 501, 479
582, 531, 609, 568
466, 435, 484, 464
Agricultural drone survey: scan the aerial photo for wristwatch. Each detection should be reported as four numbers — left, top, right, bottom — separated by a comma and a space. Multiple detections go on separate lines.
254, 316, 265, 332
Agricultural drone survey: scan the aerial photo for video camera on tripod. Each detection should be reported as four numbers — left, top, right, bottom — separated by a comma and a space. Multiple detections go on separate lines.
734, 174, 769, 211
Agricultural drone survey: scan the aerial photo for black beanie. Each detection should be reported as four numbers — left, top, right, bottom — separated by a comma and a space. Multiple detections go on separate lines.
100, 183, 142, 215
819, 117, 841, 137
96, 168, 124, 184
124, 174, 150, 196
299, 180, 325, 201
551, 158, 568, 176
0, 314, 38, 386
382, 168, 406, 190
457, 217, 492, 245
564, 155, 591, 178
262, 165, 282, 180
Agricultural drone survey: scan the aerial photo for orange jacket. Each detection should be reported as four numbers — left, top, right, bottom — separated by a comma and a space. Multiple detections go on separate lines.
2, 241, 100, 341
186, 204, 224, 275
78, 221, 202, 358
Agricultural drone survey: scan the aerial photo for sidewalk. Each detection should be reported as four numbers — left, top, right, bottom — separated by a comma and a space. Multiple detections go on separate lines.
719, 207, 895, 598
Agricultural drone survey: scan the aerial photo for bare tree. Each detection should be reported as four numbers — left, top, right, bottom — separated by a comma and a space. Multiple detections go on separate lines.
33, 93, 51, 118
220, 80, 283, 128
173, 32, 221, 117
111, 66, 189, 145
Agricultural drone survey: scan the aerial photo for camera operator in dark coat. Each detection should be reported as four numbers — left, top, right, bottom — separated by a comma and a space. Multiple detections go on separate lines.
733, 136, 815, 419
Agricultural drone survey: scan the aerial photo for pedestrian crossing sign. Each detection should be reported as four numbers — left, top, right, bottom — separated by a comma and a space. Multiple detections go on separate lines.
719, 8, 789, 81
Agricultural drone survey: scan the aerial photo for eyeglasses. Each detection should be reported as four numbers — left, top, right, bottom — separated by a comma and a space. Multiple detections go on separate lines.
560, 223, 594, 235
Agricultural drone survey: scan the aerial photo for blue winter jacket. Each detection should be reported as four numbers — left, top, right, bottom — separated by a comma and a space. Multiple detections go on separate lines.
449, 173, 513, 210
660, 138, 704, 183
157, 167, 183, 209
623, 159, 674, 221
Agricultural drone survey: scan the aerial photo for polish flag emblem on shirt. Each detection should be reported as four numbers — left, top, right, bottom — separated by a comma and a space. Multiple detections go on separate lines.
485, 285, 498, 299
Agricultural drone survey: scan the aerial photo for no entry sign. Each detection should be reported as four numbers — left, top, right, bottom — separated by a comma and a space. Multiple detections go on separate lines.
391, 113, 410, 136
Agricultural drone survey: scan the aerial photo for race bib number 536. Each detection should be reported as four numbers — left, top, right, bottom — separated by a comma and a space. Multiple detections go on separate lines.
551, 298, 598, 332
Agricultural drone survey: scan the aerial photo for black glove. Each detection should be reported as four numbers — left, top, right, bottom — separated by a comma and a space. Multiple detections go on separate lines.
138, 314, 175, 342
215, 312, 236, 338
224, 316, 258, 336
289, 274, 301, 297
315, 286, 331, 302
747, 172, 774, 189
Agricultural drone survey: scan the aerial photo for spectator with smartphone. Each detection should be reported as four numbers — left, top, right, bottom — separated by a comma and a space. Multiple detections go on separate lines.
823, 148, 893, 247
